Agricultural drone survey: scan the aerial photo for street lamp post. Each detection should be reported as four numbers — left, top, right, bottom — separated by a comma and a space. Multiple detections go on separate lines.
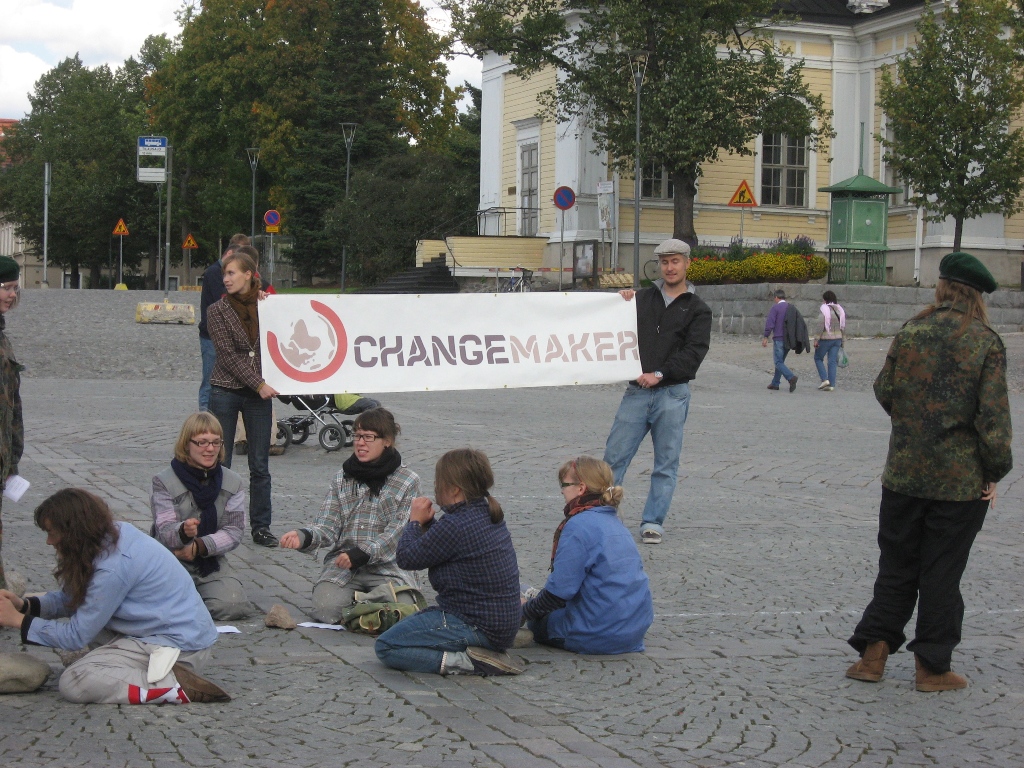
340, 123, 357, 292
246, 147, 260, 243
628, 51, 649, 290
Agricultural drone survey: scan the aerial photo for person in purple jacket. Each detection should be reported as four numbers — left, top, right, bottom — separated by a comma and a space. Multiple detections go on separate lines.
762, 289, 798, 392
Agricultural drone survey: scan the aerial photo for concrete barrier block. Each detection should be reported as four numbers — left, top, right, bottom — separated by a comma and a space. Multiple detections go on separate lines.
135, 302, 196, 325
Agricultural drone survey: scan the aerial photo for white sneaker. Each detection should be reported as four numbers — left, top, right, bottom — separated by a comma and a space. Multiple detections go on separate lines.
641, 530, 663, 544
818, 381, 831, 390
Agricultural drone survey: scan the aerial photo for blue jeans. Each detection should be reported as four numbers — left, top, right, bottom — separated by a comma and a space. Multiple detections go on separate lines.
528, 614, 566, 650
603, 382, 691, 534
210, 386, 273, 531
375, 609, 495, 674
814, 339, 842, 386
198, 337, 216, 411
770, 339, 794, 387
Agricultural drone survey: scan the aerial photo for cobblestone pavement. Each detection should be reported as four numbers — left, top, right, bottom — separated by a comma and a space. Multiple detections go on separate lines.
2, 290, 1023, 767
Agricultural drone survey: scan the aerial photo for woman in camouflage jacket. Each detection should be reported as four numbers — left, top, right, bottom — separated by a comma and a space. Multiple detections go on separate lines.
846, 252, 1012, 693
0, 256, 24, 591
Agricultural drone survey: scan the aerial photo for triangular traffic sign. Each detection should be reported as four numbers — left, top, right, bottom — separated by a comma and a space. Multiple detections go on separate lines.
182, 233, 199, 249
112, 218, 130, 236
728, 180, 758, 207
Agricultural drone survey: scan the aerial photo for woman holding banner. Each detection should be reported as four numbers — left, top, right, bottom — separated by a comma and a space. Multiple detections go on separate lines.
207, 247, 279, 548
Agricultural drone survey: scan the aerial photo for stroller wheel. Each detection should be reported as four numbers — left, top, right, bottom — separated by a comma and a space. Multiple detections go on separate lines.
274, 424, 293, 451
341, 420, 355, 448
319, 424, 345, 452
290, 422, 311, 444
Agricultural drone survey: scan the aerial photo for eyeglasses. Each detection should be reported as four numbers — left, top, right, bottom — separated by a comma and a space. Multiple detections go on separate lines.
190, 439, 224, 449
560, 480, 581, 488
0, 283, 19, 294
353, 432, 380, 443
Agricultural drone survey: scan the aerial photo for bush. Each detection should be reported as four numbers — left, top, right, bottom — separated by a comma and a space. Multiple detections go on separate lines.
687, 250, 829, 285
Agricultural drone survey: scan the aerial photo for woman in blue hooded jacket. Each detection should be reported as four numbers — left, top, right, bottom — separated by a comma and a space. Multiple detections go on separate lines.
523, 456, 653, 654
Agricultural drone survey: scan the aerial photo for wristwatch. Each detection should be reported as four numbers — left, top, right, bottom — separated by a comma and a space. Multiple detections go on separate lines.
653, 371, 664, 380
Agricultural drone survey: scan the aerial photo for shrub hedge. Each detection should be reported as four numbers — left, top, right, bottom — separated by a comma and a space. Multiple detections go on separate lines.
687, 252, 828, 285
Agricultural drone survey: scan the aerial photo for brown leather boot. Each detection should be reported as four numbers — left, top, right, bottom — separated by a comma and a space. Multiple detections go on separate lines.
845, 640, 889, 682
915, 655, 967, 692
172, 663, 232, 703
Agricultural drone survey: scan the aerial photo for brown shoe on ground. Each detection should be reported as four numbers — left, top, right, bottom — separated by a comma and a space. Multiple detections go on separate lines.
915, 655, 967, 692
268, 445, 286, 456
845, 640, 889, 682
172, 663, 232, 703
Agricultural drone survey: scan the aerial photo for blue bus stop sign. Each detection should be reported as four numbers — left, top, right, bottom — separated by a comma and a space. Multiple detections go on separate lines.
553, 186, 576, 210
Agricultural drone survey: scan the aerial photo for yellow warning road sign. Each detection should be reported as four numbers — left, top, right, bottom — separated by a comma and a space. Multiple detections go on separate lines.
182, 233, 199, 249
112, 218, 130, 236
728, 180, 758, 207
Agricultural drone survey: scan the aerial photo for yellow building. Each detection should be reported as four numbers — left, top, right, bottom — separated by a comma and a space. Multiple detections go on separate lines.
442, 0, 1023, 288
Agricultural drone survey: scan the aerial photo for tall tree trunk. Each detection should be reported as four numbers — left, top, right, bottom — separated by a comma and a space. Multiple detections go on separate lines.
670, 168, 699, 248
70, 261, 80, 289
953, 216, 963, 251
90, 263, 101, 289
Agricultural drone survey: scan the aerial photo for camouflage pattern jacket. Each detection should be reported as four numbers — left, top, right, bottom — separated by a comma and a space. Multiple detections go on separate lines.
0, 312, 23, 482
874, 302, 1012, 501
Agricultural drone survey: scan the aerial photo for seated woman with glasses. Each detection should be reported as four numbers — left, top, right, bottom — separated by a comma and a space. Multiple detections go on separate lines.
150, 412, 252, 621
280, 408, 420, 623
522, 456, 653, 655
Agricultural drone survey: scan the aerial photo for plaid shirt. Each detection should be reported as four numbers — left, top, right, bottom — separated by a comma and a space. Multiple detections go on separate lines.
299, 465, 420, 589
396, 498, 521, 650
207, 298, 264, 392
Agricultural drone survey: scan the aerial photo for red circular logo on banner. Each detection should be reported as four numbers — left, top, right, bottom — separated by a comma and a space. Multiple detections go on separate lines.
267, 300, 347, 382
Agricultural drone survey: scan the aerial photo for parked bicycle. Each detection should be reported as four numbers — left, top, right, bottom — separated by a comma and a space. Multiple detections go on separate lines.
500, 265, 534, 293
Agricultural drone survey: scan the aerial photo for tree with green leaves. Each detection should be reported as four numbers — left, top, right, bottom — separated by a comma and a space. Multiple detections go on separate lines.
878, 0, 1024, 251
445, 0, 831, 246
0, 48, 166, 287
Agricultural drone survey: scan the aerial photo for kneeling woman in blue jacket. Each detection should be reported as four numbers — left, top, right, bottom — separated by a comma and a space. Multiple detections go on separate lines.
523, 456, 653, 654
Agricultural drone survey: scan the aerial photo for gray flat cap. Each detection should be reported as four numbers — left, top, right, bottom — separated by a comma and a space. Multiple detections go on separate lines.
653, 238, 691, 257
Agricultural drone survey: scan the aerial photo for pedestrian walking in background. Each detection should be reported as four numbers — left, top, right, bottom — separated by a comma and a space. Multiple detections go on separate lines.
150, 412, 253, 621
814, 290, 846, 391
0, 256, 22, 592
846, 251, 1012, 692
762, 289, 809, 392
603, 239, 712, 545
207, 248, 280, 548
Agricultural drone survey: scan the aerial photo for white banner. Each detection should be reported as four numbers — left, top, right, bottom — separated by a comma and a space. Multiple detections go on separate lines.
259, 293, 641, 395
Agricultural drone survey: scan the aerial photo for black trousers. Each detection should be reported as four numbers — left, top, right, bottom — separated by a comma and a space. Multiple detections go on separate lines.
849, 487, 988, 673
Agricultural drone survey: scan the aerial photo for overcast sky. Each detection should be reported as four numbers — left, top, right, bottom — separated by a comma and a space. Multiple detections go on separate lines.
0, 0, 482, 120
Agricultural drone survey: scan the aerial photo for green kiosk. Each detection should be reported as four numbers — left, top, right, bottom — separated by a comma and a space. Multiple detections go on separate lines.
819, 174, 901, 284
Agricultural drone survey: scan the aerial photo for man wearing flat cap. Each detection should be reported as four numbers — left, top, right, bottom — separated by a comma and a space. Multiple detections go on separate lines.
603, 239, 712, 544
845, 251, 1012, 692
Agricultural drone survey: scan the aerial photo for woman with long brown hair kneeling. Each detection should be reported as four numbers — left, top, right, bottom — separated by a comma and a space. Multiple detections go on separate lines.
0, 489, 228, 704
375, 449, 523, 676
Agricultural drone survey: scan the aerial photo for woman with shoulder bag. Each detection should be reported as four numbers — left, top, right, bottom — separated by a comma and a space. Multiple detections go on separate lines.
814, 290, 846, 391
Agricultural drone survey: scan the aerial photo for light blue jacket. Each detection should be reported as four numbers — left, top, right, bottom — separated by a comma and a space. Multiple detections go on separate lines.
27, 522, 218, 652
544, 506, 653, 654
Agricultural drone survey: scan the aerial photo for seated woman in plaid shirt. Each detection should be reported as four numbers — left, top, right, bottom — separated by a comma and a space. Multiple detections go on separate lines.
279, 408, 420, 623
375, 448, 524, 676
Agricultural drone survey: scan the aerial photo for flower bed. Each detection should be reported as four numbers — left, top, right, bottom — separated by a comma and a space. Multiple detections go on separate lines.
688, 252, 828, 285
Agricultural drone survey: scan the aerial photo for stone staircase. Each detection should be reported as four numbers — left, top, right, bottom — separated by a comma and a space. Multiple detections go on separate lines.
357, 256, 459, 294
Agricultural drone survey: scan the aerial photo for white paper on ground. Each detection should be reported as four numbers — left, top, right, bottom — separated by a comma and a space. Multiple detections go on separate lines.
297, 622, 347, 631
216, 626, 241, 634
3, 475, 29, 502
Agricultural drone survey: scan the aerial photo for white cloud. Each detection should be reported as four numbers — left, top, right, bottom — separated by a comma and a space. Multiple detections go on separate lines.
0, 0, 182, 118
0, 0, 482, 118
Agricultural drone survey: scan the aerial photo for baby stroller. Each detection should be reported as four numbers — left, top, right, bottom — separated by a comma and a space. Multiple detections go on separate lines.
276, 394, 381, 452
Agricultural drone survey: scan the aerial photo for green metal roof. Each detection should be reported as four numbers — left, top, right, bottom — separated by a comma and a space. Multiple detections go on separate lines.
819, 173, 903, 195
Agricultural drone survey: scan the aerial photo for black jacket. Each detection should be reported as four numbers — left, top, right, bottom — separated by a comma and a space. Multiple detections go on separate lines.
198, 261, 224, 339
783, 303, 811, 354
633, 286, 712, 386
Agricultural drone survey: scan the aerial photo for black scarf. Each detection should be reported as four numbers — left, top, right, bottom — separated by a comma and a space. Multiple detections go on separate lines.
171, 458, 223, 577
342, 447, 402, 497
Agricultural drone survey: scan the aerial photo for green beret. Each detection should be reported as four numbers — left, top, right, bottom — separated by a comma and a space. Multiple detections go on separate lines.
939, 251, 996, 294
0, 256, 18, 284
